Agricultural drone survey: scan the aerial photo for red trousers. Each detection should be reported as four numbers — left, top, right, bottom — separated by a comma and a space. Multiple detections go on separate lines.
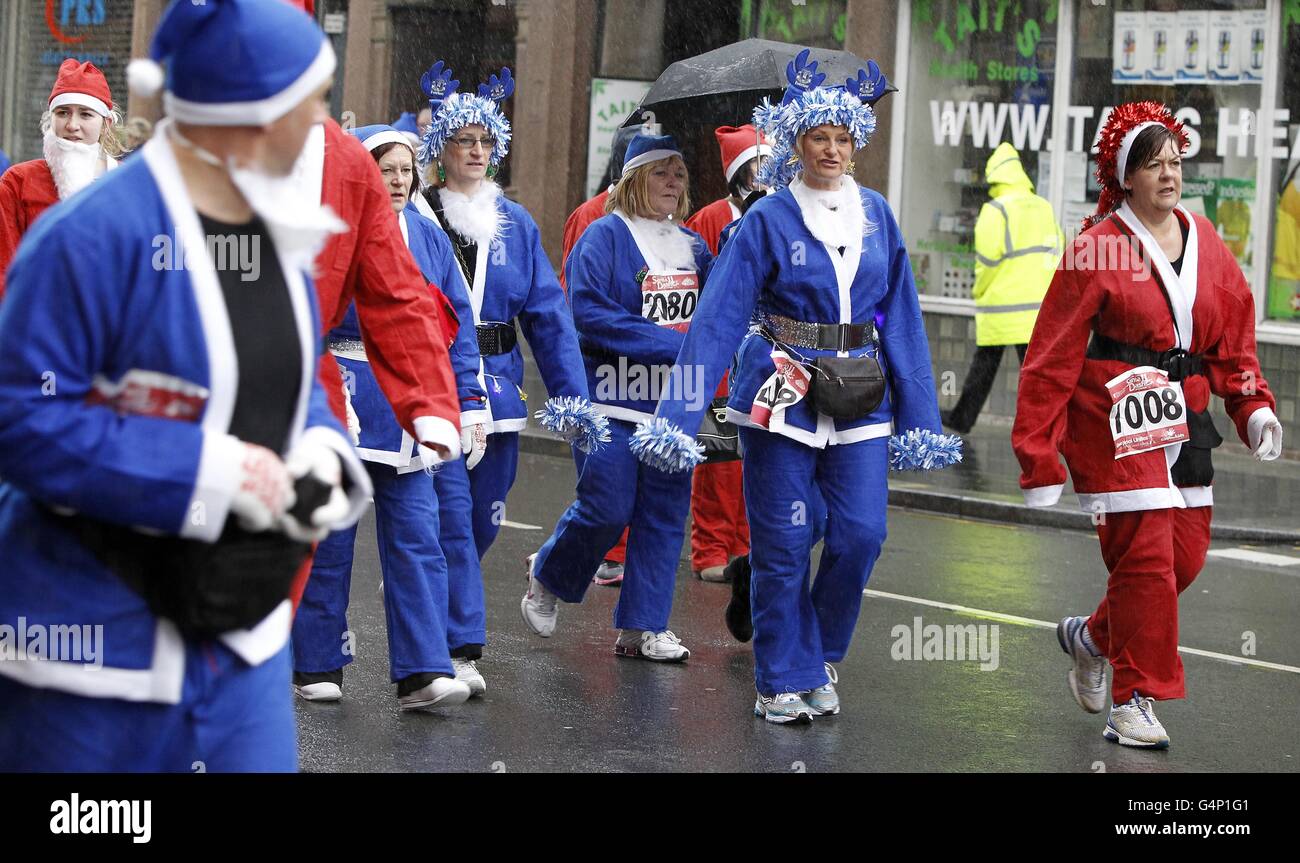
689, 459, 750, 571
1088, 505, 1213, 703
604, 529, 628, 564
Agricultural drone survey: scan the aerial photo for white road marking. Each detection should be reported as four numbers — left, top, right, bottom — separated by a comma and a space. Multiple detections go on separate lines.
499, 519, 543, 531
863, 588, 1300, 675
1206, 548, 1300, 567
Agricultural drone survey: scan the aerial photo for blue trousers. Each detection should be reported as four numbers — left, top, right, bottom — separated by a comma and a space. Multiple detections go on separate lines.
434, 456, 486, 651
468, 430, 520, 559
535, 419, 692, 632
739, 428, 888, 696
0, 642, 296, 772
292, 462, 453, 681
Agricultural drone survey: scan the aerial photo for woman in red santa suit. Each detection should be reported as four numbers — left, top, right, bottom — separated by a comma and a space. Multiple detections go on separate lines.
1013, 102, 1284, 749
0, 60, 121, 299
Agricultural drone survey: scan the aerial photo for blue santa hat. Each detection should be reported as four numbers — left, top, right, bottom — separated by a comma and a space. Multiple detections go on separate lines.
752, 49, 889, 189
350, 124, 415, 155
619, 132, 683, 175
417, 60, 513, 168
126, 0, 335, 126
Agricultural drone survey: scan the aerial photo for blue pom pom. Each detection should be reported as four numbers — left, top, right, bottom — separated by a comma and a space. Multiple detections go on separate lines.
889, 428, 964, 471
629, 418, 705, 474
535, 397, 610, 454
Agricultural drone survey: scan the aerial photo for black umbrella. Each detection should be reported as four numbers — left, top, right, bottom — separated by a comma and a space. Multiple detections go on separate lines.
621, 38, 898, 130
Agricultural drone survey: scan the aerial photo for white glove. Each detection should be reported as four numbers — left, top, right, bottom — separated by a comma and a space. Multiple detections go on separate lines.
418, 443, 445, 472
230, 442, 296, 533
342, 380, 360, 446
1253, 418, 1284, 461
279, 440, 351, 542
461, 422, 488, 470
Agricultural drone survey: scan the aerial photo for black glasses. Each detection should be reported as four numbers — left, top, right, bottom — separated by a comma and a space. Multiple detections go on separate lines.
450, 135, 497, 150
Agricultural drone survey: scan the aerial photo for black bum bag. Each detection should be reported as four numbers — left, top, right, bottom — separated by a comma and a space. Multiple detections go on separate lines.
808, 355, 886, 420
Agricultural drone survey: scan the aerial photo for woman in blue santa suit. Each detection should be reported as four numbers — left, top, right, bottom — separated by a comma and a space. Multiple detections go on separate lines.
520, 133, 711, 661
291, 124, 489, 708
0, 0, 372, 771
412, 62, 606, 664
636, 52, 961, 723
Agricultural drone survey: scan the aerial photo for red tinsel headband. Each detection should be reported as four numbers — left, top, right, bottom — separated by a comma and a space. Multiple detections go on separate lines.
1084, 101, 1188, 231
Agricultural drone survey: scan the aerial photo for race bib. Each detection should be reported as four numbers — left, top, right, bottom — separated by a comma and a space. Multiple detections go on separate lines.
641, 272, 699, 333
750, 349, 811, 430
1105, 366, 1189, 459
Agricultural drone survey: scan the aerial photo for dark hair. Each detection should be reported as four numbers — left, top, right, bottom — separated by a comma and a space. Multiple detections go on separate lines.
371, 140, 419, 199
1123, 125, 1180, 188
727, 157, 759, 199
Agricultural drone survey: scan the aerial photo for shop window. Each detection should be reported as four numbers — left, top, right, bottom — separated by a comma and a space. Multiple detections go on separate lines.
1267, 5, 1300, 321
899, 0, 1059, 300
1070, 1, 1271, 311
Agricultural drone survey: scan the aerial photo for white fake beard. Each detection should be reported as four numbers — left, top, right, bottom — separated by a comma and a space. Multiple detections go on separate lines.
628, 214, 697, 270
790, 174, 864, 250
44, 129, 101, 200
439, 181, 503, 247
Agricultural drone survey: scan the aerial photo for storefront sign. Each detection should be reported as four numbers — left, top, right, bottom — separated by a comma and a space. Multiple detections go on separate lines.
585, 78, 652, 199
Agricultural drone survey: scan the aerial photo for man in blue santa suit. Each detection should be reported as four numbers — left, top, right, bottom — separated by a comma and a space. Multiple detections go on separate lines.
291, 123, 492, 706
0, 0, 372, 771
634, 53, 961, 723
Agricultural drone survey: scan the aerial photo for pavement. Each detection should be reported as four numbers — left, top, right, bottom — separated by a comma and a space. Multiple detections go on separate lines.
295, 446, 1300, 773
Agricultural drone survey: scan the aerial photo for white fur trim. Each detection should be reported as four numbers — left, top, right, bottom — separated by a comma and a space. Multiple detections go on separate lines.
49, 92, 110, 117
126, 58, 165, 98
1022, 483, 1064, 508
790, 175, 864, 250
725, 143, 772, 183
1178, 485, 1214, 507
219, 601, 292, 665
1076, 486, 1187, 514
163, 41, 335, 126
622, 213, 697, 271
622, 148, 681, 174
439, 181, 503, 247
360, 129, 414, 154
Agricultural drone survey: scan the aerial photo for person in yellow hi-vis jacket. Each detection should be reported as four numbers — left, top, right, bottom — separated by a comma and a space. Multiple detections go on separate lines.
1268, 160, 1300, 319
944, 142, 1063, 434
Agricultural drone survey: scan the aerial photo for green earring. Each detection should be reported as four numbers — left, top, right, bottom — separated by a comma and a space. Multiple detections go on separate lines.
486, 165, 498, 180
437, 163, 446, 183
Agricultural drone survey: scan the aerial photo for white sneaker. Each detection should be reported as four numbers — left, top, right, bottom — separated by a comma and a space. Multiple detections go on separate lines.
293, 682, 342, 702
1103, 693, 1170, 749
1057, 615, 1107, 714
520, 553, 558, 637
754, 692, 814, 725
452, 657, 486, 697
398, 677, 472, 711
614, 629, 690, 662
804, 663, 840, 716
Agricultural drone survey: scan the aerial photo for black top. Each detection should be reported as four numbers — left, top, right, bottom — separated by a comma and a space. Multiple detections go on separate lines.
1170, 216, 1191, 277
198, 213, 301, 455
423, 186, 478, 287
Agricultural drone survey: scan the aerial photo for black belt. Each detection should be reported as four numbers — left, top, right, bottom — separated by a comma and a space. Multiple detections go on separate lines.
763, 313, 877, 351
476, 321, 517, 356
1086, 333, 1203, 382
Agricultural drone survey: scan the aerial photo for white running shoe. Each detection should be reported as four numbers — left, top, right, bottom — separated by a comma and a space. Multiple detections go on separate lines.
398, 677, 472, 711
1057, 615, 1107, 714
804, 663, 840, 716
294, 682, 342, 702
452, 657, 486, 697
520, 553, 558, 637
1103, 693, 1170, 749
614, 629, 690, 663
754, 692, 814, 725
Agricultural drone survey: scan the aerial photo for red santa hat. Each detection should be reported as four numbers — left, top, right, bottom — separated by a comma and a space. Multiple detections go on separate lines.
1086, 101, 1188, 230
715, 124, 772, 184
48, 59, 113, 118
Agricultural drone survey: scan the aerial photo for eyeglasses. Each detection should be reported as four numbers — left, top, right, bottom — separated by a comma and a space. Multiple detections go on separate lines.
450, 135, 497, 150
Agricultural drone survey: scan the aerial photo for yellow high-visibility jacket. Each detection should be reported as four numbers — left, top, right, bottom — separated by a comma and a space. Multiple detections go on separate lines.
973, 143, 1064, 346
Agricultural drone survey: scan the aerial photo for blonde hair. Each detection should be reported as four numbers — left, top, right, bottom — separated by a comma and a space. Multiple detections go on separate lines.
40, 106, 126, 158
605, 155, 690, 221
